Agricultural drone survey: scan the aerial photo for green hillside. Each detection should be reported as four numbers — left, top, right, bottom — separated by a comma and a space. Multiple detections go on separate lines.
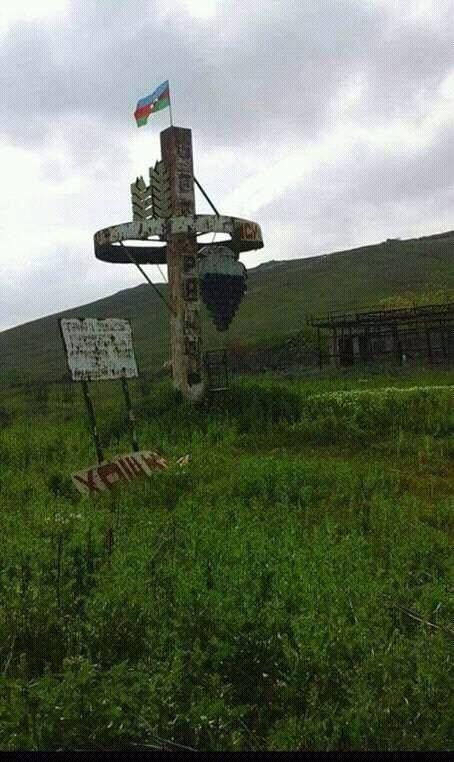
1, 233, 453, 382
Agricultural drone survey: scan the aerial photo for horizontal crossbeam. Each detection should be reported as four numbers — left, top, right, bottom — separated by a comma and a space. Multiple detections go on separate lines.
94, 215, 264, 264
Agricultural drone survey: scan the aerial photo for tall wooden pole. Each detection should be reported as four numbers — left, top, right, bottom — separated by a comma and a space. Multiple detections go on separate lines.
160, 127, 205, 402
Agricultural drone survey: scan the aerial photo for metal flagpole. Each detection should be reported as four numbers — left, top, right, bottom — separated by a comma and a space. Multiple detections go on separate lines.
168, 81, 174, 126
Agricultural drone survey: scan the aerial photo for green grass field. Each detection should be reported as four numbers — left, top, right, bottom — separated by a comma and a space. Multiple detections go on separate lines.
0, 369, 452, 751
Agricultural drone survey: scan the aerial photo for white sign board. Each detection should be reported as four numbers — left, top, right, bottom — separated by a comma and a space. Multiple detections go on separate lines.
60, 318, 139, 382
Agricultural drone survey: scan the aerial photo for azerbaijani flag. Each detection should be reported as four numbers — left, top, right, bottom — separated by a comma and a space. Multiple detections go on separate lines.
134, 81, 170, 127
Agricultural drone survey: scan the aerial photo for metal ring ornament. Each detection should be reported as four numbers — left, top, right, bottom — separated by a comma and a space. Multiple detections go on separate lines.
94, 214, 264, 265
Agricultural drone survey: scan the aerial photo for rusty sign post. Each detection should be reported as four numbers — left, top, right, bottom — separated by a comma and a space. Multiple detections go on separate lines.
59, 317, 172, 498
94, 125, 264, 403
60, 317, 141, 468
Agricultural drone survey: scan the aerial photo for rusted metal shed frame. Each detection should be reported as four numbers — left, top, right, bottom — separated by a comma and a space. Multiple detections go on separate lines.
308, 302, 454, 368
308, 301, 454, 330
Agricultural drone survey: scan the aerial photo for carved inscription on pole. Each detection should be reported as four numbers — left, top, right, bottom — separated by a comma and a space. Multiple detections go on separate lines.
160, 127, 204, 401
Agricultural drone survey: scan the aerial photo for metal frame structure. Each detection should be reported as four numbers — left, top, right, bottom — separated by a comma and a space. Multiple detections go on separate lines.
94, 126, 263, 403
308, 302, 454, 368
94, 214, 263, 264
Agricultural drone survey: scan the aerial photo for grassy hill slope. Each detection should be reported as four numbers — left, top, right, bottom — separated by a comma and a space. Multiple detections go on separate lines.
1, 233, 453, 381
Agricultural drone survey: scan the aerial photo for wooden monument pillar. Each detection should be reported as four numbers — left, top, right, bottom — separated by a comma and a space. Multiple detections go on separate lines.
160, 127, 205, 402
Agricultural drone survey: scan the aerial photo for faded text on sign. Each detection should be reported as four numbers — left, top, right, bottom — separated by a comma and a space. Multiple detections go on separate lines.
60, 318, 138, 382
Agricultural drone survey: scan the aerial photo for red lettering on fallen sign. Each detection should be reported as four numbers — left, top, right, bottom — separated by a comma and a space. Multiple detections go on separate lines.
73, 468, 103, 494
72, 451, 169, 495
97, 461, 126, 489
119, 455, 145, 478
239, 222, 260, 242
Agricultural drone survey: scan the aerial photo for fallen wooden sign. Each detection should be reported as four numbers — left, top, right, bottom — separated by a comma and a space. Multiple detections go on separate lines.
72, 450, 168, 495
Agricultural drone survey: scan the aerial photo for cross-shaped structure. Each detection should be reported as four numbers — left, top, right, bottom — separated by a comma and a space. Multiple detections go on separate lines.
94, 126, 264, 402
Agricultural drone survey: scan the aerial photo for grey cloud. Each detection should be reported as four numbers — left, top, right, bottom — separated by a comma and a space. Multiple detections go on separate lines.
1, 0, 454, 330
262, 119, 454, 256
0, 244, 140, 331
326, 124, 454, 206
363, 34, 453, 125
0, 1, 399, 152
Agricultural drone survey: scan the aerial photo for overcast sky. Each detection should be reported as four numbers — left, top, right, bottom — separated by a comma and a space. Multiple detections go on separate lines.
0, 0, 453, 330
